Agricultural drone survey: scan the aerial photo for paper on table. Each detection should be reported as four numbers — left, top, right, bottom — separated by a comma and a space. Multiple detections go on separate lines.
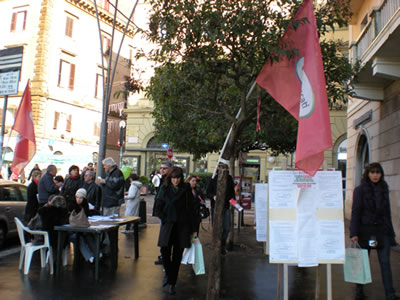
90, 224, 116, 229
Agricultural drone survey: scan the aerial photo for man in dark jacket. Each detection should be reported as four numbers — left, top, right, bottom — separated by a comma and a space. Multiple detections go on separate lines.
98, 157, 124, 216
82, 170, 102, 213
206, 172, 235, 254
38, 165, 59, 206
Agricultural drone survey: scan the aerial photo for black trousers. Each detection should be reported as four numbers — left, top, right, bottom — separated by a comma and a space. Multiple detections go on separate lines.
161, 225, 184, 286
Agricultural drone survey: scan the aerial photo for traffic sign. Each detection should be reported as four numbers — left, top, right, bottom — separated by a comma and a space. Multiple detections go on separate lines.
167, 148, 173, 159
0, 46, 23, 96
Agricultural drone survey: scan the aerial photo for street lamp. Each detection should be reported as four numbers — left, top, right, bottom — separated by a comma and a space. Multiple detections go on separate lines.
119, 120, 126, 167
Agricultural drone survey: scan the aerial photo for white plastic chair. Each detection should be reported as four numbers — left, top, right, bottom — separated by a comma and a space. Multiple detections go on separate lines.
14, 217, 55, 275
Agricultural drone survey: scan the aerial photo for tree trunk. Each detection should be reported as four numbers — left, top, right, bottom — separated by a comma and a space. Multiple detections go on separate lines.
206, 164, 228, 300
227, 156, 235, 250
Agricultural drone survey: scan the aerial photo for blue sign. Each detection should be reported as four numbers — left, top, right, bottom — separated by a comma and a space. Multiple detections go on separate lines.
161, 143, 168, 149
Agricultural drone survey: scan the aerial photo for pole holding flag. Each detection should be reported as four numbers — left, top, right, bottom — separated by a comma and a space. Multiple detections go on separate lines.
10, 80, 36, 177
256, 0, 332, 177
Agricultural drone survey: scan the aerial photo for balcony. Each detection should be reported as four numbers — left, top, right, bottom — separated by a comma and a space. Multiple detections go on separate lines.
349, 0, 400, 101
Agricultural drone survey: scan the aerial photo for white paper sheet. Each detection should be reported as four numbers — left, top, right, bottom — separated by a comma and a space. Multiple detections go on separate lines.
269, 221, 297, 262
297, 188, 318, 267
255, 183, 268, 242
317, 220, 345, 262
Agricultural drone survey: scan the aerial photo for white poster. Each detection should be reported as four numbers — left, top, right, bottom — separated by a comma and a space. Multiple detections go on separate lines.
255, 183, 268, 242
268, 170, 345, 265
269, 221, 297, 262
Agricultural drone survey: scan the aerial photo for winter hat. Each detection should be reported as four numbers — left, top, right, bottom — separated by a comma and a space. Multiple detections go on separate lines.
75, 188, 87, 198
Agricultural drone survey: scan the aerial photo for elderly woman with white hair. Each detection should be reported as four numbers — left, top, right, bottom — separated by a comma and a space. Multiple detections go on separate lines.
97, 157, 125, 216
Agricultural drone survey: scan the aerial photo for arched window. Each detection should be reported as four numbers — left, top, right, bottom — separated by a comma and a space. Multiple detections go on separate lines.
355, 134, 370, 185
146, 137, 162, 149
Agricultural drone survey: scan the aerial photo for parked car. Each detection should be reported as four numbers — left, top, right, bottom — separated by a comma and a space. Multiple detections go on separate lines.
0, 180, 28, 248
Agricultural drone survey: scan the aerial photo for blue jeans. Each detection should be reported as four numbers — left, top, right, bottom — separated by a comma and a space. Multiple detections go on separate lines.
357, 235, 396, 297
377, 236, 396, 297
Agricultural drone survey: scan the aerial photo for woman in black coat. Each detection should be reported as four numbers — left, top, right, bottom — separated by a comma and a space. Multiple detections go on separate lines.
350, 162, 399, 300
24, 170, 42, 223
61, 165, 82, 211
155, 166, 198, 295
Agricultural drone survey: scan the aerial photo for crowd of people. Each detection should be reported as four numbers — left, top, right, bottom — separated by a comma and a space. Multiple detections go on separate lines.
15, 156, 400, 298
21, 157, 218, 293
23, 157, 130, 263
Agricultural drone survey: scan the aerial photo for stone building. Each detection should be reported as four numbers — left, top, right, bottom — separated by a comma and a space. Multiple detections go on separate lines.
0, 0, 135, 176
345, 0, 400, 232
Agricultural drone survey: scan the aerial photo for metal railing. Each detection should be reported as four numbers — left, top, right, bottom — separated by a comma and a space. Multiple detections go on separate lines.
350, 0, 400, 65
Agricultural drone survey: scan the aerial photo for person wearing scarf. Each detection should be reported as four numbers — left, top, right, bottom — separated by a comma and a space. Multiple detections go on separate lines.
350, 162, 399, 300
155, 166, 198, 295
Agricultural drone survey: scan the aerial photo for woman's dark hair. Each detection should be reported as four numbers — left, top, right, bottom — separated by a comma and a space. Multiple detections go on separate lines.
129, 174, 139, 181
165, 166, 184, 187
362, 162, 387, 187
54, 175, 64, 183
69, 165, 79, 174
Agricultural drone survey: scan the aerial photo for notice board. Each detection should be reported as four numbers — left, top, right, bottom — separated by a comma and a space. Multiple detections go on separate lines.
268, 170, 345, 266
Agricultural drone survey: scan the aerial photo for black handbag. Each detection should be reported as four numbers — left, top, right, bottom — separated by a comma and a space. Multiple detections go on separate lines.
358, 224, 384, 249
199, 204, 210, 220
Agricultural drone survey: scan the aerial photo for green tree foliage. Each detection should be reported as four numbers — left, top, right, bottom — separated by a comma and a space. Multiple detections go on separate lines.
143, 0, 353, 159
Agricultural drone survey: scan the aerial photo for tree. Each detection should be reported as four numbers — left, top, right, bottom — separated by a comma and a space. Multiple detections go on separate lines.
142, 1, 352, 299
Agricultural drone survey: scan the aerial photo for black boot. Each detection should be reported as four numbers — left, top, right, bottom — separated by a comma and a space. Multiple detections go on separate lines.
168, 284, 176, 295
355, 285, 365, 300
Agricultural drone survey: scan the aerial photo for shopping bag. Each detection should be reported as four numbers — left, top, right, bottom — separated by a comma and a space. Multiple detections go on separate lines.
181, 243, 195, 264
192, 237, 206, 275
343, 243, 372, 284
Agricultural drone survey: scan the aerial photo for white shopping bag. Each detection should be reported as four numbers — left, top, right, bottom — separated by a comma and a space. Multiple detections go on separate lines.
181, 243, 195, 264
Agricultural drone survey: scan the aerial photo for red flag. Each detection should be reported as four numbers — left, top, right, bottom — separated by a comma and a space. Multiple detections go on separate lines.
11, 81, 36, 176
256, 0, 332, 176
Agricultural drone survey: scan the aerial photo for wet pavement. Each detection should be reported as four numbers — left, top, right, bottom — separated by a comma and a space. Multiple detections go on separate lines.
1, 195, 400, 299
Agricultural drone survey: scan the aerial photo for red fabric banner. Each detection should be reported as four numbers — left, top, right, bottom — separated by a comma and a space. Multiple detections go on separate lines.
11, 81, 36, 176
256, 0, 332, 176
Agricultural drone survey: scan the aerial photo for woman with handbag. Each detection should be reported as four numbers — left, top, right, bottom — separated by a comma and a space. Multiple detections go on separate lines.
350, 162, 399, 300
155, 167, 198, 295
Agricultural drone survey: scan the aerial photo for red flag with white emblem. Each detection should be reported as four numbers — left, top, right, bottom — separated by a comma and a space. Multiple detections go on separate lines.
256, 0, 332, 176
11, 80, 36, 176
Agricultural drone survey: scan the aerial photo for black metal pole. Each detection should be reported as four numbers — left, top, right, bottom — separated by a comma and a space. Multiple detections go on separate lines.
0, 95, 8, 170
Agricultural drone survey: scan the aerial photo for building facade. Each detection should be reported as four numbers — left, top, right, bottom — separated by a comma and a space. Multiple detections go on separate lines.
345, 0, 400, 233
0, 0, 136, 176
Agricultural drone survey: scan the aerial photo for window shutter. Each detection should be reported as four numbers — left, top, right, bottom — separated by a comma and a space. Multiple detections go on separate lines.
95, 74, 99, 98
58, 60, 63, 86
53, 112, 60, 129
22, 11, 27, 30
104, 0, 110, 11
10, 12, 16, 31
65, 17, 73, 37
66, 114, 72, 132
69, 63, 75, 90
